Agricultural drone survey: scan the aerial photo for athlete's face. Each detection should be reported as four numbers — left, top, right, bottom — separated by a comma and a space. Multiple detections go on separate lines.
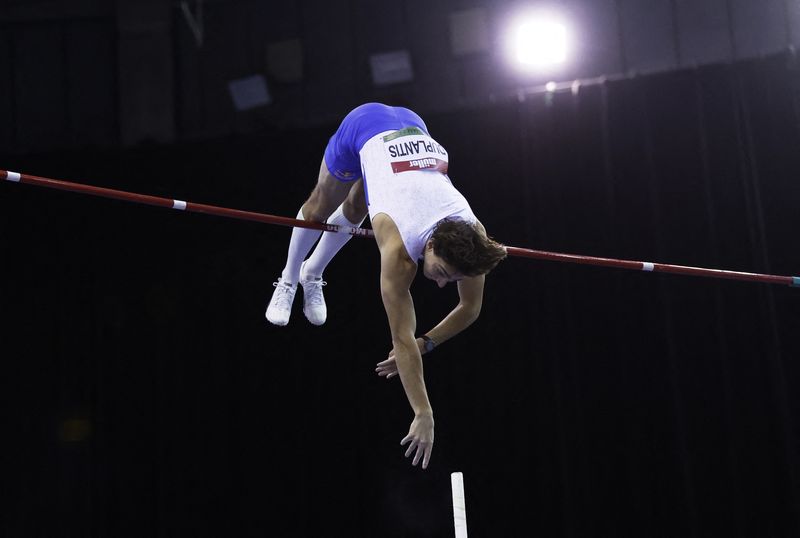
422, 242, 464, 288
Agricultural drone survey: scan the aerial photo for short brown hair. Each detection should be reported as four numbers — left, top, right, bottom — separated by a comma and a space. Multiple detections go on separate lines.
429, 218, 507, 276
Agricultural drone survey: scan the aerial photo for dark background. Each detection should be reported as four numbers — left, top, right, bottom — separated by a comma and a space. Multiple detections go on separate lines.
3, 2, 800, 537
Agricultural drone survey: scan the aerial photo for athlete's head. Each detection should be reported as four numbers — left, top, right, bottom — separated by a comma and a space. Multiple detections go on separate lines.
422, 218, 507, 287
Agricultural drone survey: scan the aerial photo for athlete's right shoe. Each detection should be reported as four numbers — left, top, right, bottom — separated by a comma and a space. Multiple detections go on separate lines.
265, 278, 297, 326
300, 261, 327, 326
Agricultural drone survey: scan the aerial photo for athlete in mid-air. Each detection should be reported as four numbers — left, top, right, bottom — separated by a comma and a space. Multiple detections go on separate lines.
265, 102, 507, 469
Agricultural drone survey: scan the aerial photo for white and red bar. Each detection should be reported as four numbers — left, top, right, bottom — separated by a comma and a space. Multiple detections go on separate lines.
504, 247, 799, 287
3, 169, 798, 287
1, 169, 372, 237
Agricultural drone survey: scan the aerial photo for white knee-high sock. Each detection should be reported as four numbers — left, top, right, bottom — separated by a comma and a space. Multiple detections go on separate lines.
302, 204, 366, 279
280, 207, 323, 284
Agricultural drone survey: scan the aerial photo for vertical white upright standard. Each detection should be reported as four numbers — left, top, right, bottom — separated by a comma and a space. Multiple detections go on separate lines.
451, 471, 468, 538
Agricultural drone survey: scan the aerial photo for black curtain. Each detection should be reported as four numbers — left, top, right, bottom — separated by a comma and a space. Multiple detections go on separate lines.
3, 51, 800, 537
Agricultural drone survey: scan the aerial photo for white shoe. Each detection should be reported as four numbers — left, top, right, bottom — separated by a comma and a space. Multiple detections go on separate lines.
300, 262, 327, 326
266, 278, 296, 326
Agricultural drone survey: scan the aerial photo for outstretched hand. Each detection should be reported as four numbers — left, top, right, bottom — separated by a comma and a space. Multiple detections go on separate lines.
401, 414, 434, 469
375, 340, 433, 467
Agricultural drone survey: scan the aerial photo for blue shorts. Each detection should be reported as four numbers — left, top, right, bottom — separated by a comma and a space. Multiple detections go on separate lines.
323, 103, 429, 182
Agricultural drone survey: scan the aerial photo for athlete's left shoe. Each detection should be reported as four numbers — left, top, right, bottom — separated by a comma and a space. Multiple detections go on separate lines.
300, 261, 327, 326
266, 278, 297, 326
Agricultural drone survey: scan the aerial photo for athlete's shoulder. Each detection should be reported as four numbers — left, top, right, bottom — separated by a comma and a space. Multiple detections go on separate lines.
372, 213, 415, 266
372, 213, 403, 249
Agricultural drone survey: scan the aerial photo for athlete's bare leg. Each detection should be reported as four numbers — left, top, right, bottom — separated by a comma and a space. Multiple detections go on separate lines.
300, 159, 358, 224
341, 177, 368, 224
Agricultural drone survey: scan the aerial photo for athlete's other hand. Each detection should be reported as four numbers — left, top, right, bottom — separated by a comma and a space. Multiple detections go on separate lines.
375, 351, 398, 379
401, 414, 434, 469
376, 339, 426, 379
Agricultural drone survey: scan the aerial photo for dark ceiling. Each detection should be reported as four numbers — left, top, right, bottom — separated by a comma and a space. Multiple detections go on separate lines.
1, 0, 796, 154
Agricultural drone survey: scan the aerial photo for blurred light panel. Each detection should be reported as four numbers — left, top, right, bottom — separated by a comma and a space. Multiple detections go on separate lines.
369, 50, 414, 86
228, 74, 271, 110
449, 8, 490, 56
506, 11, 569, 71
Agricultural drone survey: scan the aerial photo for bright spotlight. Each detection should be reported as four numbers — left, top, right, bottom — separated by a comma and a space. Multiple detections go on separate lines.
507, 13, 569, 70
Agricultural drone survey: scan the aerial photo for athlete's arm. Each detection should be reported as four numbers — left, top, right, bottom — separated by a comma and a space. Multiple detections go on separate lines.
424, 273, 484, 346
375, 273, 483, 381
375, 220, 488, 382
392, 220, 489, 356
373, 213, 435, 469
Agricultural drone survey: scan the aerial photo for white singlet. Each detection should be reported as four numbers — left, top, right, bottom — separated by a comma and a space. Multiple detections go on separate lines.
359, 128, 477, 262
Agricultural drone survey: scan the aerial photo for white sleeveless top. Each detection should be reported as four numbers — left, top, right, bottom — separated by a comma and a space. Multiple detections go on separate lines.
359, 128, 477, 262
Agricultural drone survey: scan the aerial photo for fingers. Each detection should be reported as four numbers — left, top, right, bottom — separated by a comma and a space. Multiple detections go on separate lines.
375, 359, 398, 379
412, 445, 423, 466
400, 436, 433, 469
